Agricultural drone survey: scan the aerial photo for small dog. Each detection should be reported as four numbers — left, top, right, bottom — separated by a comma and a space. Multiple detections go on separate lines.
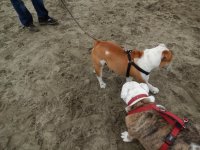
91, 41, 173, 94
120, 81, 200, 150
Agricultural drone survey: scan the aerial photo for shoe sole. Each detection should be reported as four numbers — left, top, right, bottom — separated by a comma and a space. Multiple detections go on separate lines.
39, 22, 59, 25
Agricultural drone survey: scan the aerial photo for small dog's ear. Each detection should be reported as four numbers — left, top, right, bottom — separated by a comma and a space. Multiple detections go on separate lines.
161, 50, 173, 62
131, 50, 144, 58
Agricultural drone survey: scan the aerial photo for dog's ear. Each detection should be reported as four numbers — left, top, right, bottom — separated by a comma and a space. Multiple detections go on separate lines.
161, 50, 173, 62
131, 50, 144, 58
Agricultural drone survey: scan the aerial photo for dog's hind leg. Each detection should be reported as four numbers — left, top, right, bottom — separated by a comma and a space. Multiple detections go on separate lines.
146, 82, 159, 94
92, 56, 106, 88
141, 74, 159, 94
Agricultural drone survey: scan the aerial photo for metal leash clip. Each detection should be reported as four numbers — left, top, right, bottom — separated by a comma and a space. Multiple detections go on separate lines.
183, 118, 189, 129
165, 133, 176, 146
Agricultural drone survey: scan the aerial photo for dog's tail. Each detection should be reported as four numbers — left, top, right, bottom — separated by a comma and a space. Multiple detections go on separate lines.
88, 40, 101, 52
93, 40, 101, 48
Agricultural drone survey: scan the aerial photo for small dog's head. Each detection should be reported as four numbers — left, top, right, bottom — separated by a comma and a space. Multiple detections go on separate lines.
121, 82, 155, 112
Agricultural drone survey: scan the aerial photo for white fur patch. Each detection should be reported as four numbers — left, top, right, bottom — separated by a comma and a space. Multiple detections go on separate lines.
105, 51, 110, 55
159, 43, 166, 47
97, 76, 106, 88
100, 60, 106, 66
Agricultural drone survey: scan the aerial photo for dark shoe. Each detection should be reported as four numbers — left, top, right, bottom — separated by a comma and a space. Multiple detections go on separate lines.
23, 24, 39, 32
39, 17, 59, 25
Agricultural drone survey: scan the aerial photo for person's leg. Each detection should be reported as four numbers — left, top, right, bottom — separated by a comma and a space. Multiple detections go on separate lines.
10, 0, 33, 26
31, 0, 49, 20
31, 0, 58, 25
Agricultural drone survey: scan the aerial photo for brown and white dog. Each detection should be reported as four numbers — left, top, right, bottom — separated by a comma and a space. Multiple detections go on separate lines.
121, 81, 200, 150
91, 41, 173, 94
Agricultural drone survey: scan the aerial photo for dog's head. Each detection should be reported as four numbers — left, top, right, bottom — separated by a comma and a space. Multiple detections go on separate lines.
145, 44, 173, 69
160, 52, 173, 69
121, 82, 155, 112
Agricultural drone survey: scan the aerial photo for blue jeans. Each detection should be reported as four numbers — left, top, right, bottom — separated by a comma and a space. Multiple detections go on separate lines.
10, 0, 49, 26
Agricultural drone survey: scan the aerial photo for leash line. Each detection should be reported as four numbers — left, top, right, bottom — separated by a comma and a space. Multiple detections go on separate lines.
60, 0, 135, 48
60, 0, 98, 41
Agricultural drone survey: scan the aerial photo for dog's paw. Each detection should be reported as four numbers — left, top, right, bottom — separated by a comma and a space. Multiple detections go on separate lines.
121, 131, 133, 142
148, 96, 155, 102
150, 87, 159, 94
100, 82, 106, 88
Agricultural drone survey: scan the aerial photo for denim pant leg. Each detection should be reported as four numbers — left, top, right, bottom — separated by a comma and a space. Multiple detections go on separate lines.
31, 0, 49, 21
10, 0, 33, 26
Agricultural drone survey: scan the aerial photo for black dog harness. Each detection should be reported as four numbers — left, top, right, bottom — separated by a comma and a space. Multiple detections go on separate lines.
126, 50, 150, 77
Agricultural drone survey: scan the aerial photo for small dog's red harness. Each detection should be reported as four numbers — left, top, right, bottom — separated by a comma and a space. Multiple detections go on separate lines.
128, 103, 189, 150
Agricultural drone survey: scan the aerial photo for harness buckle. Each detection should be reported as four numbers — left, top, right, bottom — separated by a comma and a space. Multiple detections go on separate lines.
165, 133, 176, 145
183, 118, 189, 128
175, 118, 190, 129
183, 118, 189, 122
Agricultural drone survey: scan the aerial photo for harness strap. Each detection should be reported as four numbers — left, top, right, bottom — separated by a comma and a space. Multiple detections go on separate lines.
128, 103, 155, 115
159, 127, 181, 150
127, 94, 148, 106
151, 105, 185, 126
128, 104, 188, 150
126, 51, 149, 77
126, 51, 132, 77
130, 62, 150, 75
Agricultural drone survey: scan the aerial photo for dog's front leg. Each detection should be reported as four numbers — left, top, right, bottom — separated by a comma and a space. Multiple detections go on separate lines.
146, 82, 159, 94
142, 75, 159, 94
121, 131, 134, 142
93, 59, 106, 88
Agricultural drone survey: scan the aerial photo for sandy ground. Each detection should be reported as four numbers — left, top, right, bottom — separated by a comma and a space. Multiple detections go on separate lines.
0, 0, 200, 149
